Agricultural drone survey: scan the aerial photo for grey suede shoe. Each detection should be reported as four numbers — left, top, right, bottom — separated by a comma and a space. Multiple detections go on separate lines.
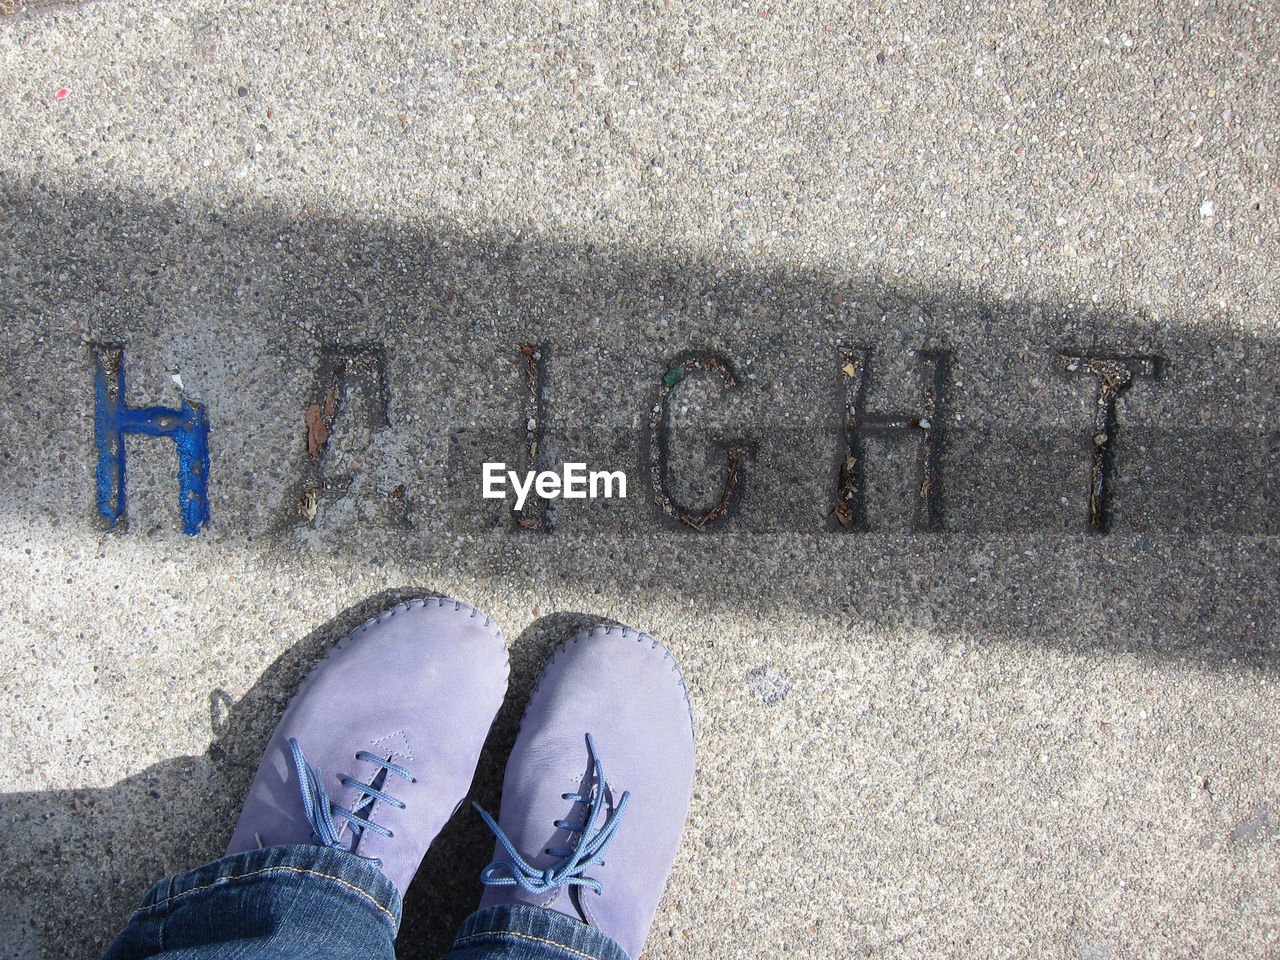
226, 598, 508, 898
475, 624, 696, 960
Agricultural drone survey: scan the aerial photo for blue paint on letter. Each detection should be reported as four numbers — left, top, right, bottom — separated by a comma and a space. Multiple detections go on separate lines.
93, 345, 210, 535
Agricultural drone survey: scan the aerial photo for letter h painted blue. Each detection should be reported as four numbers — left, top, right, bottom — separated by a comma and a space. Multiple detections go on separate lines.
93, 344, 210, 535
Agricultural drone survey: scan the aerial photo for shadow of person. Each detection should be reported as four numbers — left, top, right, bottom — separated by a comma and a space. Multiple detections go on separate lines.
0, 591, 606, 960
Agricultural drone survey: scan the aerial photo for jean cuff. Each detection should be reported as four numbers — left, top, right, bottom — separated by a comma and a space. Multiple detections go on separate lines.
450, 904, 632, 960
136, 843, 403, 934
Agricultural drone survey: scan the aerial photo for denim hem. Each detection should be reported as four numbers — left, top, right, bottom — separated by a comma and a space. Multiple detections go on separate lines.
136, 843, 403, 934
450, 904, 632, 960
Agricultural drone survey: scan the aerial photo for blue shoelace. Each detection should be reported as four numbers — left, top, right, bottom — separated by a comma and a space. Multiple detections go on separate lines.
289, 736, 415, 865
474, 732, 630, 896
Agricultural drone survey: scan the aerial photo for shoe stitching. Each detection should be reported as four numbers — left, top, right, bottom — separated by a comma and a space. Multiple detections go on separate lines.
371, 729, 415, 762
141, 865, 398, 927
354, 597, 504, 644
453, 929, 605, 960
542, 627, 696, 740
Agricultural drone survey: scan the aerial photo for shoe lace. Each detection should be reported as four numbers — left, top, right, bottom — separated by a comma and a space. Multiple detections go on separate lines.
474, 732, 630, 896
289, 736, 415, 865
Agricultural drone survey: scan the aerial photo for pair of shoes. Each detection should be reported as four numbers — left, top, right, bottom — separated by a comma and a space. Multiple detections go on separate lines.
225, 598, 695, 960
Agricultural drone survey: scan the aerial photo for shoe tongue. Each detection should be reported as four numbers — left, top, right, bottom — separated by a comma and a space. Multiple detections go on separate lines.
358, 766, 389, 813
348, 762, 390, 851
527, 883, 589, 925
567, 885, 592, 925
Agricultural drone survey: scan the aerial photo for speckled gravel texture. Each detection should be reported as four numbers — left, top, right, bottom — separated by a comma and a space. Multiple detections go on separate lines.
2, 1, 1279, 958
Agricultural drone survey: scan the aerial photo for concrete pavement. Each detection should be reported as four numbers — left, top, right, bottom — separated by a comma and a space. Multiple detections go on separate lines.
2, 1, 1278, 957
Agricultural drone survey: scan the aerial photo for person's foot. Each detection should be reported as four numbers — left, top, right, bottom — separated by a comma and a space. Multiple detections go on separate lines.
474, 623, 695, 960
226, 597, 508, 898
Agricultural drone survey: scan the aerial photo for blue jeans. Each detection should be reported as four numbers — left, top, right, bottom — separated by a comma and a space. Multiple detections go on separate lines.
100, 845, 630, 960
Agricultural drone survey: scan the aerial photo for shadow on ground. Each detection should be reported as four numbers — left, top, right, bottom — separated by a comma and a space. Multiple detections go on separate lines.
0, 590, 606, 958
2, 177, 1277, 663
1, 177, 1278, 957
